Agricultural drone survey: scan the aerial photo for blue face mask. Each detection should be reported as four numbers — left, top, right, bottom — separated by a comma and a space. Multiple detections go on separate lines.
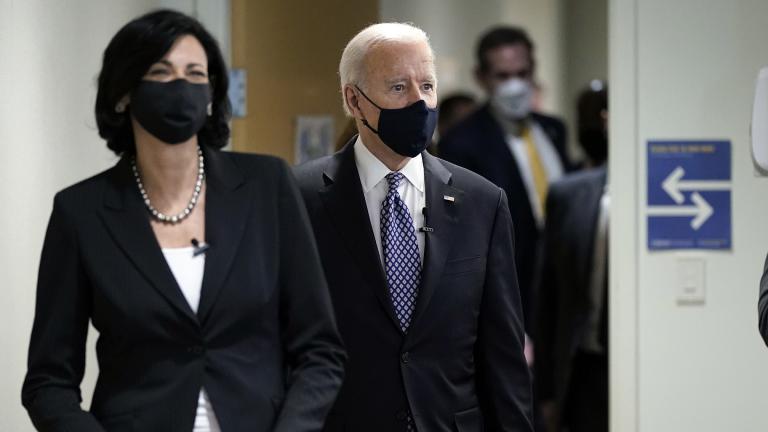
355, 86, 438, 158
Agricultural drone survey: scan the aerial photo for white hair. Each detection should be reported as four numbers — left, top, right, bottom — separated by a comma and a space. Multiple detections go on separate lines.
339, 22, 435, 116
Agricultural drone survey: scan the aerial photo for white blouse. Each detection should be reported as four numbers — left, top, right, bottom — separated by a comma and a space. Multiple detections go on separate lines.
162, 246, 221, 432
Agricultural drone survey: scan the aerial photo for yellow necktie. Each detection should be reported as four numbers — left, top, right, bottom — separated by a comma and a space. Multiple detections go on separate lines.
522, 126, 548, 215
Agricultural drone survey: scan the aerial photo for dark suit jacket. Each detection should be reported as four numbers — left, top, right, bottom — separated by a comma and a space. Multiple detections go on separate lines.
438, 105, 571, 332
534, 167, 607, 415
22, 147, 346, 432
759, 254, 768, 345
294, 142, 533, 432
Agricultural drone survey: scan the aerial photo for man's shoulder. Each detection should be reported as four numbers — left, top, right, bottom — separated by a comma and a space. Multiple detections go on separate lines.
531, 111, 565, 128
549, 167, 606, 197
531, 112, 566, 138
439, 105, 498, 147
293, 154, 334, 187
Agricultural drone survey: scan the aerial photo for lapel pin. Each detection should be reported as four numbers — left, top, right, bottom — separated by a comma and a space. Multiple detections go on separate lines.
443, 195, 455, 202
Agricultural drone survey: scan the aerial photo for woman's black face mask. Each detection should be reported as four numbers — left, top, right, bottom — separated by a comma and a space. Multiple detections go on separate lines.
355, 85, 438, 158
130, 79, 211, 144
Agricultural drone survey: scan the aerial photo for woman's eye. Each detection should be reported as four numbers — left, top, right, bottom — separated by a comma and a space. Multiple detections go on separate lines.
148, 69, 168, 76
189, 70, 208, 78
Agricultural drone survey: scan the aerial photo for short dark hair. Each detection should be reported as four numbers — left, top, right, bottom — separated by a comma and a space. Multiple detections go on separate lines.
438, 93, 476, 127
95, 9, 231, 156
476, 26, 535, 74
577, 81, 608, 131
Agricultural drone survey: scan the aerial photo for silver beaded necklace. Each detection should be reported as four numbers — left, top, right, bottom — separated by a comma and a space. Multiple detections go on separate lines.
131, 146, 205, 224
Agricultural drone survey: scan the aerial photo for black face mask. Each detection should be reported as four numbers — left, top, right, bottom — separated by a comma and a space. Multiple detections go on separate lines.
355, 86, 438, 158
130, 79, 211, 144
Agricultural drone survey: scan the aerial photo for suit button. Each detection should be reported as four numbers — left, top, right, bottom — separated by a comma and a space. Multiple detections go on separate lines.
187, 345, 205, 355
401, 352, 410, 364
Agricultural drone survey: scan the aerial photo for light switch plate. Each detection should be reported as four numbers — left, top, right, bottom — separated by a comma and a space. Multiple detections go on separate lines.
677, 258, 706, 305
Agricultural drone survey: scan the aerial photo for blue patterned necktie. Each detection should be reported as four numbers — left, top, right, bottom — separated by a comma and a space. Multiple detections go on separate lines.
381, 172, 422, 333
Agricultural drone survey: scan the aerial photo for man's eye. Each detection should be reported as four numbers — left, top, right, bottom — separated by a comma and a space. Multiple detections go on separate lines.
423, 83, 434, 91
392, 84, 405, 92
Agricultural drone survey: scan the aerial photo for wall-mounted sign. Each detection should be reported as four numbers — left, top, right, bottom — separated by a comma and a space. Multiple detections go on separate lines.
295, 115, 335, 165
647, 140, 731, 250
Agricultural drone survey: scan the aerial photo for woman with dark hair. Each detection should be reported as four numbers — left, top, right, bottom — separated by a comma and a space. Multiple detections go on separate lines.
22, 10, 345, 432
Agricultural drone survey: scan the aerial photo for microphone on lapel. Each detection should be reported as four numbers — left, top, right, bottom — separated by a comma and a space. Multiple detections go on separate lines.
419, 207, 434, 233
191, 238, 210, 256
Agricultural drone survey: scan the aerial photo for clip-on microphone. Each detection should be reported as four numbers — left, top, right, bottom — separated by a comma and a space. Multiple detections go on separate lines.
419, 207, 434, 233
191, 238, 210, 256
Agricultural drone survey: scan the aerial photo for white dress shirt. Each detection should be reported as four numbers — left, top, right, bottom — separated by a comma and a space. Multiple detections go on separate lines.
162, 246, 222, 432
353, 136, 426, 266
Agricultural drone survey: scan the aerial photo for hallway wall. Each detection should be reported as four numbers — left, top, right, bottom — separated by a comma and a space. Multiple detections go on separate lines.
610, 0, 768, 430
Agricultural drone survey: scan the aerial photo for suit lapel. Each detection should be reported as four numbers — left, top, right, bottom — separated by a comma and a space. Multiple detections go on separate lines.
318, 143, 402, 333
100, 157, 198, 325
197, 147, 250, 324
408, 153, 461, 332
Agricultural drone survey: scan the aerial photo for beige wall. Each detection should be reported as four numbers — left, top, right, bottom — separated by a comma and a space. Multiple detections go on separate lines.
230, 0, 379, 161
610, 0, 768, 430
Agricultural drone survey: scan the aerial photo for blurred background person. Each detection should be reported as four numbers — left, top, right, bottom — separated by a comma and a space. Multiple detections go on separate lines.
21, 10, 344, 432
439, 25, 573, 343
535, 81, 608, 432
576, 80, 609, 168
432, 92, 477, 155
436, 92, 477, 139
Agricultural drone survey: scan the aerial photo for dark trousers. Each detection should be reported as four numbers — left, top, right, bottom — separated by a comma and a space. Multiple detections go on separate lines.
563, 350, 608, 432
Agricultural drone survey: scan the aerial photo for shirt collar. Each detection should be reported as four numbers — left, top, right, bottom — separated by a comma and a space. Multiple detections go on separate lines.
353, 135, 424, 194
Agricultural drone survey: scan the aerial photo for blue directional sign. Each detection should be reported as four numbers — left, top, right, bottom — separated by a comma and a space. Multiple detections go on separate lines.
647, 140, 731, 250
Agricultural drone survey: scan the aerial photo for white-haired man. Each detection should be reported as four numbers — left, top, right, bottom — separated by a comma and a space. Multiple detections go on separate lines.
295, 23, 533, 432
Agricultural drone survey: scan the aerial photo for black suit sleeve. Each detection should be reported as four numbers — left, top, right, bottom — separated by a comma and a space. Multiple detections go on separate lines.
476, 189, 534, 431
22, 194, 105, 432
759, 253, 768, 346
534, 188, 564, 402
273, 160, 346, 432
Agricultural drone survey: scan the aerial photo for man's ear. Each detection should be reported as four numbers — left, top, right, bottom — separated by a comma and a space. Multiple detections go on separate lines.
344, 85, 364, 119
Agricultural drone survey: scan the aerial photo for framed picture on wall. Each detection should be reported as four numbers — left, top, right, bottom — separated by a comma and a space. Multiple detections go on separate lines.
294, 115, 335, 165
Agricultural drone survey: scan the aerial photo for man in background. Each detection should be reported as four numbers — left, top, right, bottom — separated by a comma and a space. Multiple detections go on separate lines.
439, 26, 572, 336
535, 81, 609, 432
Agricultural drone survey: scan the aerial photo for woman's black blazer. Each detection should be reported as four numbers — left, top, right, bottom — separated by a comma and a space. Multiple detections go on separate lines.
22, 147, 346, 432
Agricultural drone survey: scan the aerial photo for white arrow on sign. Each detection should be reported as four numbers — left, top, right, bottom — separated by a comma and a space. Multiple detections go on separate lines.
662, 166, 731, 204
647, 191, 713, 230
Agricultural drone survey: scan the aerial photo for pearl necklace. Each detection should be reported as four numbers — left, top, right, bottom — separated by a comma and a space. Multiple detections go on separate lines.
131, 146, 205, 224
